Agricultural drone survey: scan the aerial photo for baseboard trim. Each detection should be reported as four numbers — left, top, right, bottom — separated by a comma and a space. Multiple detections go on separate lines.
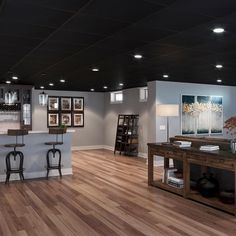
0, 168, 73, 182
72, 145, 147, 158
72, 145, 105, 151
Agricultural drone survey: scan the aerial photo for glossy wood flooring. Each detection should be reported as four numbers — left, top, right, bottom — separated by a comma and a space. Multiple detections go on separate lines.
0, 149, 236, 236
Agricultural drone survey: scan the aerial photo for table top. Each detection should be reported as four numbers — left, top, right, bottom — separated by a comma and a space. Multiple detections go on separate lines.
148, 142, 236, 161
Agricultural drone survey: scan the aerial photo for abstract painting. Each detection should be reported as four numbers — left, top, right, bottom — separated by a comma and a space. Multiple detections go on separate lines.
181, 95, 223, 135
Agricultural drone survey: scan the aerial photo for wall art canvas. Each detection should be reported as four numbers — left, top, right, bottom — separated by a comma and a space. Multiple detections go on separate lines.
181, 95, 223, 135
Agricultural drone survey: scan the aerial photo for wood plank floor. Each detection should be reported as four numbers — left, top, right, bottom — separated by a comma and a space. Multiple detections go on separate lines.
0, 149, 236, 236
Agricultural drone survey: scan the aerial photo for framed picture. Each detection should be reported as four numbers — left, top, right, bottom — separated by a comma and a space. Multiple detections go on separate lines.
48, 97, 59, 111
61, 113, 72, 126
48, 113, 59, 127
73, 113, 84, 127
61, 97, 71, 111
73, 97, 84, 111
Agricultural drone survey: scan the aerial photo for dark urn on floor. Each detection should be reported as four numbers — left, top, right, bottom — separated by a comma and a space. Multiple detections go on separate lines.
197, 173, 219, 197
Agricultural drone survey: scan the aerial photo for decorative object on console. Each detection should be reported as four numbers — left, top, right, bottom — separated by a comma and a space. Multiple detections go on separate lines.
182, 95, 223, 135
219, 190, 235, 204
224, 116, 236, 153
157, 104, 179, 142
197, 173, 219, 198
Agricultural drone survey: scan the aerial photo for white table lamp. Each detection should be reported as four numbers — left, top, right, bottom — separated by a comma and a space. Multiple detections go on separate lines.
157, 104, 179, 142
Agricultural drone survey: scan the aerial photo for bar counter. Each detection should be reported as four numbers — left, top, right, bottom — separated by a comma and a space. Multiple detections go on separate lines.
0, 130, 74, 182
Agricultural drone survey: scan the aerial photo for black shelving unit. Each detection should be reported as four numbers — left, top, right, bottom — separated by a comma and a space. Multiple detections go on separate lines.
114, 114, 139, 156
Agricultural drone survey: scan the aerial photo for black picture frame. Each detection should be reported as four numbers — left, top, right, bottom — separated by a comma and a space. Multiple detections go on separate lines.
73, 113, 84, 127
61, 97, 72, 111
73, 97, 84, 111
48, 113, 59, 127
48, 96, 59, 111
61, 113, 72, 127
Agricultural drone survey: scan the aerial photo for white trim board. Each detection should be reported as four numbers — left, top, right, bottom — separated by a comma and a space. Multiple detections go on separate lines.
72, 145, 147, 158
0, 168, 72, 183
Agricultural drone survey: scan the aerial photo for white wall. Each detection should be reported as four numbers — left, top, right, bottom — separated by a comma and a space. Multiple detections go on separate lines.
32, 89, 105, 147
155, 81, 236, 142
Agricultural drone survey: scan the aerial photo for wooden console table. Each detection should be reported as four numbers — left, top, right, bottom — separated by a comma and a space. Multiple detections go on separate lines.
148, 142, 236, 215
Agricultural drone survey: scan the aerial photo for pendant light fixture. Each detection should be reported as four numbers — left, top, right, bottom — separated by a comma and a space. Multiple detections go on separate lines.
39, 90, 48, 106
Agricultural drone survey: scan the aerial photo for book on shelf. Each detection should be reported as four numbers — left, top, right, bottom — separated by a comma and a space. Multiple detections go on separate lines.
167, 176, 184, 189
200, 145, 220, 151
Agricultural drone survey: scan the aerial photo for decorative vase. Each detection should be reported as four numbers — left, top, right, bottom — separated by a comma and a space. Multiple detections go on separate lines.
230, 139, 236, 154
197, 173, 219, 198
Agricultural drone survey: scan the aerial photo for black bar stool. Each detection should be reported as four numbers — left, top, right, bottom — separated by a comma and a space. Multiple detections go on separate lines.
4, 129, 28, 184
45, 128, 66, 179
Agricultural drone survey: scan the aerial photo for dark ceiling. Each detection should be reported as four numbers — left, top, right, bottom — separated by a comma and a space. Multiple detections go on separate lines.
0, 0, 236, 91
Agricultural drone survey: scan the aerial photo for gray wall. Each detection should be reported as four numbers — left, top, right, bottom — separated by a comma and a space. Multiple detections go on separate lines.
32, 81, 236, 154
155, 81, 236, 142
104, 87, 149, 154
32, 89, 105, 147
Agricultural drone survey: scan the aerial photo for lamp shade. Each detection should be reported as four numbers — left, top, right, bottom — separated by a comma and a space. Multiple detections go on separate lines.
157, 104, 179, 117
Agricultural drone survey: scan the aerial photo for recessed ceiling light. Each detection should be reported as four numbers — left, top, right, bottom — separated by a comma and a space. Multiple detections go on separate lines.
49, 83, 54, 86
213, 28, 224, 33
60, 79, 65, 83
12, 76, 18, 80
6, 80, 11, 84
119, 83, 124, 86
40, 86, 44, 89
163, 74, 169, 78
215, 64, 223, 69
92, 68, 99, 72
134, 54, 143, 59
217, 79, 222, 83
103, 86, 108, 89
90, 88, 95, 92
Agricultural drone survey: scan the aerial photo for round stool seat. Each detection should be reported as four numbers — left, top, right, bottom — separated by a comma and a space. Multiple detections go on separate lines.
4, 143, 25, 148
45, 141, 63, 145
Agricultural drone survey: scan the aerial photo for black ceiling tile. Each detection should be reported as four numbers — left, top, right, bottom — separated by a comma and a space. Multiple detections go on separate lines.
0, 20, 54, 39
80, 0, 164, 22
183, 0, 236, 18
49, 30, 105, 45
63, 14, 128, 36
39, 40, 86, 54
1, 1, 73, 28
144, 0, 177, 6
16, 0, 90, 13
138, 4, 214, 31
113, 25, 175, 43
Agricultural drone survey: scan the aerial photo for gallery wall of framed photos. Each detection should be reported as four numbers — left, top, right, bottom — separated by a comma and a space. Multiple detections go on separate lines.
47, 96, 84, 128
